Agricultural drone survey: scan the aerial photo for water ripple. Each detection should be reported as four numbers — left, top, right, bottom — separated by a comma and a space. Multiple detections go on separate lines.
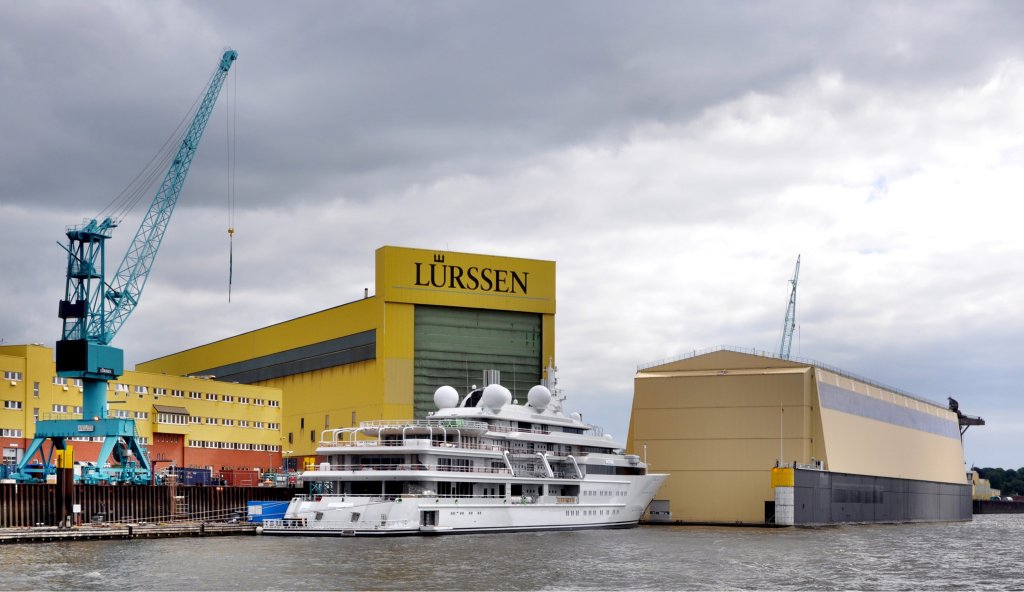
0, 515, 1021, 590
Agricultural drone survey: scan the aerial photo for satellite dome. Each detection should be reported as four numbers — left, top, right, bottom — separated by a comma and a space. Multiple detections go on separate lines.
481, 384, 512, 410
570, 412, 582, 422
434, 385, 459, 410
527, 385, 552, 409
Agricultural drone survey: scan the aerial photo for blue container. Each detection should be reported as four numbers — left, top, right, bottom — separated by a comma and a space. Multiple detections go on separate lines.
168, 467, 213, 486
246, 500, 289, 524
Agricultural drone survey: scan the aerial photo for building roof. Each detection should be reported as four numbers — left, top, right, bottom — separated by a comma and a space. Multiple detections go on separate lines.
638, 345, 947, 410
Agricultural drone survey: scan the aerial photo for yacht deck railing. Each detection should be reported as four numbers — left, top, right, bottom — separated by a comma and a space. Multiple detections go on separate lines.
287, 493, 544, 504
318, 439, 507, 452
360, 419, 490, 431
308, 463, 513, 475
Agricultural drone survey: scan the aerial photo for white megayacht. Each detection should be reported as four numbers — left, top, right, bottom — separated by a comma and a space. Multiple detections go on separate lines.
262, 368, 666, 536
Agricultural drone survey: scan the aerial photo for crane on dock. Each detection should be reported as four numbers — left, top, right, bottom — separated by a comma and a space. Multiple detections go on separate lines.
13, 49, 238, 484
778, 255, 800, 360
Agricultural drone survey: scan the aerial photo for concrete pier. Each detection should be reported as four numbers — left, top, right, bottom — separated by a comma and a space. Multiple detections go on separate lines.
0, 522, 257, 544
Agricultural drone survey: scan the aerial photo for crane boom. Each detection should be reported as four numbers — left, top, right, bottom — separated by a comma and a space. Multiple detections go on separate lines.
98, 49, 238, 343
778, 255, 800, 360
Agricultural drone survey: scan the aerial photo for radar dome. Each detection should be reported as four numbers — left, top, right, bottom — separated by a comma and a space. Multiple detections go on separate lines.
481, 384, 512, 410
570, 412, 582, 422
434, 385, 459, 410
527, 385, 552, 409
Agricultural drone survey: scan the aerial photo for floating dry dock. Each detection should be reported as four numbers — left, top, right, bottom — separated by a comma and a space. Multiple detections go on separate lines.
629, 347, 978, 525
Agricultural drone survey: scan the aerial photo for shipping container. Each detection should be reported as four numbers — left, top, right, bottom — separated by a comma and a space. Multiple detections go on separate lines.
246, 500, 289, 523
221, 469, 261, 487
167, 467, 213, 486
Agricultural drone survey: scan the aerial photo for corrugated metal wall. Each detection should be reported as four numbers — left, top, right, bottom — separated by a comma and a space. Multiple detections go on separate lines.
413, 306, 541, 418
0, 483, 297, 528
792, 469, 972, 524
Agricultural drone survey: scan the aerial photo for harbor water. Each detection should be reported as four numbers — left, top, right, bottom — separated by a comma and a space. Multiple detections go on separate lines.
1, 515, 1021, 590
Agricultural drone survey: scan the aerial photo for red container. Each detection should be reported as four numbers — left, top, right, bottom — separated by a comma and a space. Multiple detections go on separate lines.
220, 469, 261, 487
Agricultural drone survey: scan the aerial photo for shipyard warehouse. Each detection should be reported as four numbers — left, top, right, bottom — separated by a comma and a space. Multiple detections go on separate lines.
137, 246, 557, 469
627, 347, 980, 526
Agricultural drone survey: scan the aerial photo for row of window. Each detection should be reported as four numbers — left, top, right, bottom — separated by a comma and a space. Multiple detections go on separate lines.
154, 413, 279, 430
5, 372, 279, 408
51, 378, 280, 407
4, 400, 22, 410
186, 441, 281, 451
45, 405, 152, 421
565, 509, 621, 517
2, 424, 272, 448
52, 377, 83, 387
113, 410, 149, 420
582, 489, 626, 497
67, 436, 149, 444
165, 390, 278, 407
157, 413, 187, 425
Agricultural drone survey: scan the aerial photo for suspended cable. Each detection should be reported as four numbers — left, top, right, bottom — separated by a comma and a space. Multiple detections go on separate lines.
226, 61, 237, 302
96, 67, 219, 224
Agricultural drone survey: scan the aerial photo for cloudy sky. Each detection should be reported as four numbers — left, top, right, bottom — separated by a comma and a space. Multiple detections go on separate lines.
1, 1, 1021, 468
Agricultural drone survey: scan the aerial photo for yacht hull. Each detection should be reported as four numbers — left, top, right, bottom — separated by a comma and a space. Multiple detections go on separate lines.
263, 474, 667, 537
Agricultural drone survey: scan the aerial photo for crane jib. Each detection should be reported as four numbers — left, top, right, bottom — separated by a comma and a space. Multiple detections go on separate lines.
82, 48, 236, 347
56, 48, 237, 378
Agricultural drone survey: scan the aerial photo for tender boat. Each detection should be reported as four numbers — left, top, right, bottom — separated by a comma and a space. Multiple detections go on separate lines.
262, 368, 667, 536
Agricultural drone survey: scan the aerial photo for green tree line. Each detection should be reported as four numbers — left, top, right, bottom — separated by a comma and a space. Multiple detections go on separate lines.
975, 467, 1024, 496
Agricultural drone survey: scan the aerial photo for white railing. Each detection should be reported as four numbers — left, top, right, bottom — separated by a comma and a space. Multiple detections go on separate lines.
318, 439, 507, 453
287, 493, 513, 503
309, 463, 512, 475
487, 425, 550, 435
360, 419, 490, 431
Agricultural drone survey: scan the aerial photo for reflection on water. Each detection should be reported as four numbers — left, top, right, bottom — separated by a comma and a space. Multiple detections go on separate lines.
2, 515, 1022, 590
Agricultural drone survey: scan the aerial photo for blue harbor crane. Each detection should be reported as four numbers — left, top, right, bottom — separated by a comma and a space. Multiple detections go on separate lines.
778, 255, 800, 360
13, 49, 238, 484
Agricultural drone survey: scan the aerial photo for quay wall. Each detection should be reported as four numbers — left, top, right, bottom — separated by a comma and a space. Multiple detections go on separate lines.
0, 483, 298, 528
973, 499, 1024, 514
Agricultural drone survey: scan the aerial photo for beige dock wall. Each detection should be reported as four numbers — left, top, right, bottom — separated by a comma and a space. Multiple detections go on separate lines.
628, 349, 966, 524
814, 369, 965, 484
628, 351, 822, 524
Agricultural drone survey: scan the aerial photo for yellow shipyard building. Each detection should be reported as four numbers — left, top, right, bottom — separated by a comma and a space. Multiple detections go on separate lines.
1, 343, 283, 473
628, 347, 973, 525
139, 246, 557, 468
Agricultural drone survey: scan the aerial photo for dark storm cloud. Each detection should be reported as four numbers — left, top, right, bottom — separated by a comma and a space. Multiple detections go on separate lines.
7, 1, 1024, 212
